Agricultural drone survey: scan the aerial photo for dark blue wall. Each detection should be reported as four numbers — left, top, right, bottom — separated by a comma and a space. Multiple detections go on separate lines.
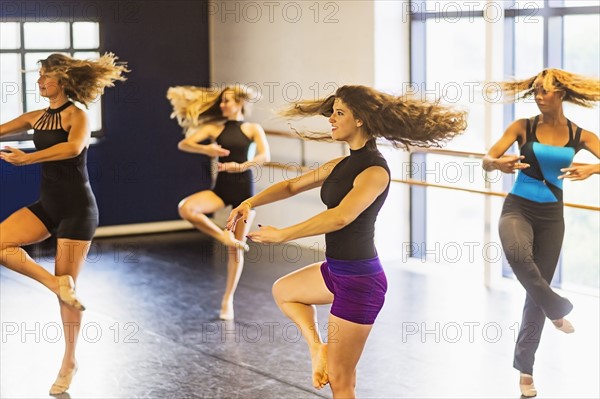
0, 1, 211, 225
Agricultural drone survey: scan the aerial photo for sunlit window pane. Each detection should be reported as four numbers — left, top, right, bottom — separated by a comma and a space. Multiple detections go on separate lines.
424, 0, 485, 11
25, 51, 57, 71
513, 14, 543, 120
25, 91, 47, 112
0, 22, 21, 49
564, 13, 600, 163
0, 54, 23, 122
424, 154, 488, 265
426, 187, 486, 265
563, 206, 600, 292
550, 0, 600, 7
426, 18, 485, 151
23, 22, 70, 49
564, 15, 600, 77
514, 0, 544, 9
73, 22, 99, 49
73, 51, 100, 60
514, 17, 543, 77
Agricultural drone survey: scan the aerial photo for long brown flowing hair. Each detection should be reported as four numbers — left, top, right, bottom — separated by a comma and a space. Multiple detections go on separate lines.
498, 68, 600, 107
39, 53, 129, 108
167, 84, 256, 135
280, 85, 468, 149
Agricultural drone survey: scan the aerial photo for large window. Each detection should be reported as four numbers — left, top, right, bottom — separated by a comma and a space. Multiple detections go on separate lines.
0, 21, 102, 141
410, 0, 600, 292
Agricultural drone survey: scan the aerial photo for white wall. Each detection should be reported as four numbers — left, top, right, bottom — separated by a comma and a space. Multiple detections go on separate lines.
210, 1, 411, 261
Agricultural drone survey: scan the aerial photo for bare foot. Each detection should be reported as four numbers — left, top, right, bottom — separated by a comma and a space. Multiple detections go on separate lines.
220, 230, 249, 251
311, 343, 329, 389
219, 300, 234, 320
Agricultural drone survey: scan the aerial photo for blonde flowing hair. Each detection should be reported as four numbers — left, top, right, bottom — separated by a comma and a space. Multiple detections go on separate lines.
498, 68, 600, 107
167, 84, 257, 135
39, 53, 129, 108
281, 85, 468, 149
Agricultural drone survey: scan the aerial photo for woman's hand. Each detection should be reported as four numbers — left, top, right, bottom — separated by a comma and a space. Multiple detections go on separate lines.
218, 162, 243, 173
205, 143, 230, 157
0, 146, 30, 166
246, 225, 286, 244
559, 164, 598, 181
226, 201, 251, 231
492, 155, 530, 174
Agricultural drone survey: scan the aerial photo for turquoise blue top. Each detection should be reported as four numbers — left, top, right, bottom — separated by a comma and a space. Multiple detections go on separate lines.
511, 115, 582, 203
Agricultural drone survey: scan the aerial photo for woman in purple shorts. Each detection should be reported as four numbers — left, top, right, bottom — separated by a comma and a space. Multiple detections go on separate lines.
227, 85, 467, 398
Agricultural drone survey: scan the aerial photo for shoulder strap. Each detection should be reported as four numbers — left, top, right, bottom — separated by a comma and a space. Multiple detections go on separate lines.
574, 126, 583, 151
524, 117, 535, 143
530, 115, 540, 139
566, 119, 584, 150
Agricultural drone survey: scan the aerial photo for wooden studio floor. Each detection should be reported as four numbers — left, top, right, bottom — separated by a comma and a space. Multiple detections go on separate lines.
1, 231, 598, 398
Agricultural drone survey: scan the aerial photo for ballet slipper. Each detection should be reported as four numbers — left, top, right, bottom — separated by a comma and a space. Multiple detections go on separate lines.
49, 365, 78, 395
519, 373, 537, 397
219, 300, 234, 320
552, 318, 575, 334
57, 275, 85, 311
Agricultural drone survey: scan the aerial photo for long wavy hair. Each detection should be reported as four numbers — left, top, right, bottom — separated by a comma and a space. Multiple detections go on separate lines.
280, 85, 468, 149
167, 84, 257, 135
498, 68, 600, 107
39, 53, 129, 108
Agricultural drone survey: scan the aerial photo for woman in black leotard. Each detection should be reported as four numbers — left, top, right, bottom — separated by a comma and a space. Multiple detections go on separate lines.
483, 69, 600, 397
0, 53, 128, 395
167, 85, 271, 320
227, 85, 467, 398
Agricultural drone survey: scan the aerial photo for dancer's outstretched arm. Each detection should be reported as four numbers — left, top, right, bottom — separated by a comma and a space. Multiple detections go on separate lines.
247, 164, 389, 243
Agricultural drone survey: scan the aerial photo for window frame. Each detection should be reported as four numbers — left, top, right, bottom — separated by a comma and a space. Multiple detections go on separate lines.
0, 20, 104, 144
408, 0, 600, 289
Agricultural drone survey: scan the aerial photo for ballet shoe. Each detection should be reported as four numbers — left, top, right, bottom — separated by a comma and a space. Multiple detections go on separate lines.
552, 318, 575, 334
57, 275, 85, 311
519, 373, 537, 397
49, 366, 78, 395
219, 301, 234, 320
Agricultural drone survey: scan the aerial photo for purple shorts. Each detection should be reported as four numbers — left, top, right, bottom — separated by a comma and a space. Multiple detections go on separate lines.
320, 256, 388, 325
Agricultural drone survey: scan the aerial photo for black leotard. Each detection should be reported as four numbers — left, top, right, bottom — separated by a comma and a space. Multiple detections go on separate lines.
320, 145, 390, 260
212, 120, 254, 208
27, 101, 98, 240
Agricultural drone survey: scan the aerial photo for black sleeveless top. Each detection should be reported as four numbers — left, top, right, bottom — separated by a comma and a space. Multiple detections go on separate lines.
32, 101, 90, 188
211, 120, 254, 208
321, 146, 390, 260
216, 120, 252, 163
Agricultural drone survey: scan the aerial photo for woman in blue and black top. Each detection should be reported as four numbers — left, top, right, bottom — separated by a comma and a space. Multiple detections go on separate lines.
227, 85, 467, 398
0, 53, 128, 395
484, 69, 600, 398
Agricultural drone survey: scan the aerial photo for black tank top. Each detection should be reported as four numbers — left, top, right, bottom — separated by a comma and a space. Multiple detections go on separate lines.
32, 101, 90, 188
320, 145, 390, 260
216, 120, 252, 163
